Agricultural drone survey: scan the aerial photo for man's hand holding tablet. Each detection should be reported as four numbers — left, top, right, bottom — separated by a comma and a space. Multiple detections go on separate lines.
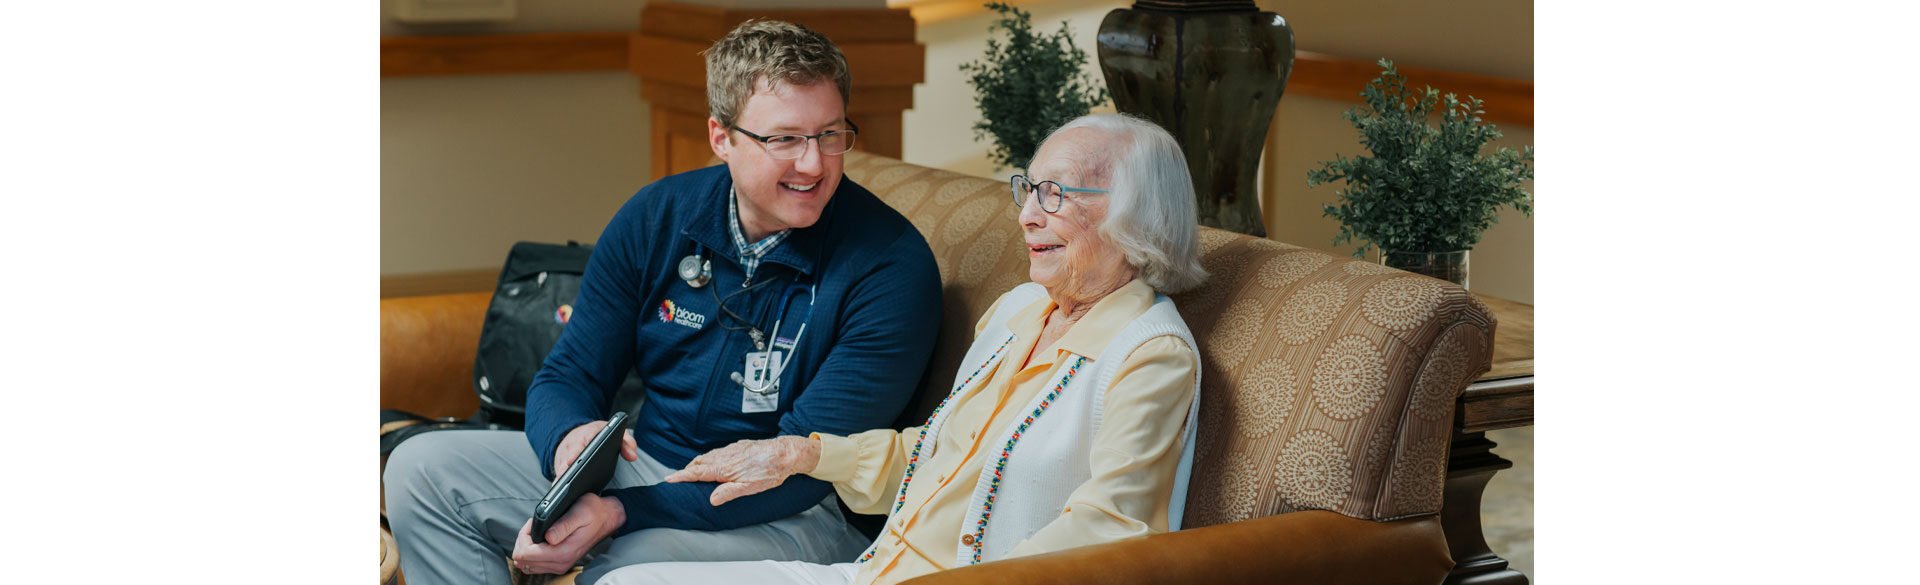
510, 413, 637, 575
552, 415, 641, 480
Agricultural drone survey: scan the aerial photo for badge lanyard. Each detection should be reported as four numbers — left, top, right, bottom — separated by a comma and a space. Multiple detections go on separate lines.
681, 240, 817, 400
739, 282, 816, 395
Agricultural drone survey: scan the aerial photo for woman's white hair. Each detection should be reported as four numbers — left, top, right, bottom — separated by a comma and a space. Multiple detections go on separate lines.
1042, 113, 1208, 294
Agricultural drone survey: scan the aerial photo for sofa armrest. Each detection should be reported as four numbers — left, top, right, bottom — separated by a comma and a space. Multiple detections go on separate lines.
899, 511, 1452, 585
380, 292, 491, 419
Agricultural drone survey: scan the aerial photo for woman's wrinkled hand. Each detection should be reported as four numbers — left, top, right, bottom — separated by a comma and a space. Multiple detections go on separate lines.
664, 435, 820, 505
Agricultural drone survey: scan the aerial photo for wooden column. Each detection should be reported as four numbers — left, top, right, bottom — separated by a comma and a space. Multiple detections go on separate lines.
631, 1, 925, 181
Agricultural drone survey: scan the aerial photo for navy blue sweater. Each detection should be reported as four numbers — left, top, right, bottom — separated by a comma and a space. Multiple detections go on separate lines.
525, 165, 941, 536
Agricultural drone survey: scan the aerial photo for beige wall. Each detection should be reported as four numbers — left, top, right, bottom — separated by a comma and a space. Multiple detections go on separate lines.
381, 0, 655, 277
381, 72, 650, 274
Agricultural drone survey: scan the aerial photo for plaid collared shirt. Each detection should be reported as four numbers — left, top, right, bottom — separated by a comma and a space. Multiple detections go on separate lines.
728, 187, 791, 283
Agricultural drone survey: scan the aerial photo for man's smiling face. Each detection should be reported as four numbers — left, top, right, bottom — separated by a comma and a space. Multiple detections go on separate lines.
709, 79, 849, 241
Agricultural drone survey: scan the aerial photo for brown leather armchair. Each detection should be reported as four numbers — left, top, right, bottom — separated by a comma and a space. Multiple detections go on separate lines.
380, 151, 1494, 585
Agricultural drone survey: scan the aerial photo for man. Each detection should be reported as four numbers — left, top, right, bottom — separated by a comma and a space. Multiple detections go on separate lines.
384, 20, 942, 585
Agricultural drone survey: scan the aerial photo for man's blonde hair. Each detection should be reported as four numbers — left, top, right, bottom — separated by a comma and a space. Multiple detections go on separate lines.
703, 20, 852, 130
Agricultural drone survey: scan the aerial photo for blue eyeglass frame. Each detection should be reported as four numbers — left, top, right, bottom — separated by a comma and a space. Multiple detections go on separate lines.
1010, 174, 1109, 212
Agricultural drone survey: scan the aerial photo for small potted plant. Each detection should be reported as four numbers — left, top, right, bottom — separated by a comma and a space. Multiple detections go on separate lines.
961, 2, 1109, 170
1308, 59, 1533, 288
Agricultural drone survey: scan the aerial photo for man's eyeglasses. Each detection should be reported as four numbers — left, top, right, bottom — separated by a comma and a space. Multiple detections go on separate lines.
730, 120, 860, 160
1010, 174, 1109, 213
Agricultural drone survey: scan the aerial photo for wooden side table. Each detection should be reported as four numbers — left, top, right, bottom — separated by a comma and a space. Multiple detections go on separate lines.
1443, 295, 1533, 585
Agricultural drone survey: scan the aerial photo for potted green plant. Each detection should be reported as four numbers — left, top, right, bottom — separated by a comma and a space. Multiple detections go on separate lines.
1307, 59, 1533, 288
961, 2, 1109, 170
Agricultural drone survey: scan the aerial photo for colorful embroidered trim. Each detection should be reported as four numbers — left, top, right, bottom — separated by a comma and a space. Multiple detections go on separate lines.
967, 355, 1086, 564
855, 334, 1015, 565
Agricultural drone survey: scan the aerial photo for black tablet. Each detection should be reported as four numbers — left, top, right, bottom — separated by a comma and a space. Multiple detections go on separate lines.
530, 411, 631, 544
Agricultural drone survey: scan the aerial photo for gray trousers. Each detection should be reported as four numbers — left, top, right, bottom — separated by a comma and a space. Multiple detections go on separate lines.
384, 430, 872, 585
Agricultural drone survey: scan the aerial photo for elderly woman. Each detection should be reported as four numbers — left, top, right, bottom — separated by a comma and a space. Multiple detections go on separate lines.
599, 113, 1208, 585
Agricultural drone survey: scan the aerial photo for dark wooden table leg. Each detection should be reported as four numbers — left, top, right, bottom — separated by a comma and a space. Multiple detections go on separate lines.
1441, 431, 1529, 585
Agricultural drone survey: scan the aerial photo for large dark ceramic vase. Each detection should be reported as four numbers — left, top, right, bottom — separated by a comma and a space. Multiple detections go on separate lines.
1096, 0, 1294, 237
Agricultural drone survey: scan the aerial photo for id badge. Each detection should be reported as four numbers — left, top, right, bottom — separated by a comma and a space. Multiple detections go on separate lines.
741, 350, 783, 413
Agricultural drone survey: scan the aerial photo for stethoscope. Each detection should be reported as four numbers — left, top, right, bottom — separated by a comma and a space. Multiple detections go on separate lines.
677, 251, 713, 288
679, 247, 817, 395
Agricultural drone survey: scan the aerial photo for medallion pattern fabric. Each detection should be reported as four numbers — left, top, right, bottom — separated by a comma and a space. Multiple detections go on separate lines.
1387, 437, 1449, 514
839, 151, 1497, 528
1172, 253, 1245, 316
1243, 238, 1303, 254
1275, 430, 1354, 511
1363, 276, 1447, 332
1199, 229, 1237, 256
958, 228, 1011, 284
933, 177, 981, 205
1235, 358, 1297, 439
1187, 455, 1260, 526
1258, 251, 1333, 290
865, 165, 928, 191
1209, 297, 1269, 371
1193, 378, 1232, 465
941, 196, 1000, 247
1362, 429, 1397, 490
1311, 335, 1389, 420
1410, 326, 1480, 423
886, 178, 933, 214
1276, 281, 1348, 345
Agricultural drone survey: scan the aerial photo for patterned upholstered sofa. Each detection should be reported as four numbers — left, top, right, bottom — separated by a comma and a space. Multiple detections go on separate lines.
379, 151, 1495, 585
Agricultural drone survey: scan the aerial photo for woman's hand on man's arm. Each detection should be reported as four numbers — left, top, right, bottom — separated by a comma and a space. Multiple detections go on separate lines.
664, 435, 822, 505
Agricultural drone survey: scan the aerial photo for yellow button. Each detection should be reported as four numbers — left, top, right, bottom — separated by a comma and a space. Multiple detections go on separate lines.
961, 534, 975, 546
968, 430, 978, 440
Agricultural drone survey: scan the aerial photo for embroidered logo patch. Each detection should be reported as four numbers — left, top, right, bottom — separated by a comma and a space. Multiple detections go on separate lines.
554, 304, 573, 325
658, 300, 707, 330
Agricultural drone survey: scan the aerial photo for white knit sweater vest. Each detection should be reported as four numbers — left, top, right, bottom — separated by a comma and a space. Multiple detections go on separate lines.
861, 283, 1202, 567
